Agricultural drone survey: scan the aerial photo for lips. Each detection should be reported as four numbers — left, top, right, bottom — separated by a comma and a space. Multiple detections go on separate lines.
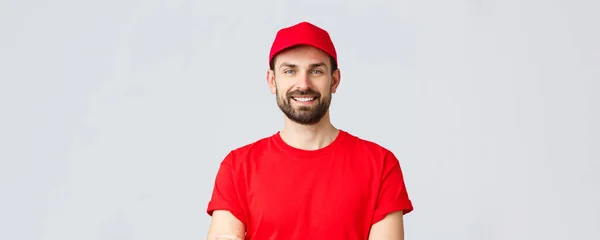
288, 89, 320, 103
292, 96, 317, 102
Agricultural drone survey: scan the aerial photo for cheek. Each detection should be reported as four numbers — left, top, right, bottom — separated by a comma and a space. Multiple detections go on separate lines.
272, 81, 284, 94
275, 86, 288, 98
276, 83, 293, 94
318, 82, 332, 93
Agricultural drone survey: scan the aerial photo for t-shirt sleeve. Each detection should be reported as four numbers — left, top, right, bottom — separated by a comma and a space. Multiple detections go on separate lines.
206, 151, 248, 226
372, 150, 414, 224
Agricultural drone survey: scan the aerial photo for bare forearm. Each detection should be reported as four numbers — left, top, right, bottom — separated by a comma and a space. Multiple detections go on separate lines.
208, 231, 244, 240
207, 210, 245, 240
368, 211, 405, 240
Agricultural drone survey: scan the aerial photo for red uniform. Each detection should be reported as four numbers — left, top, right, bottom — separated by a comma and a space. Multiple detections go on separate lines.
207, 130, 413, 239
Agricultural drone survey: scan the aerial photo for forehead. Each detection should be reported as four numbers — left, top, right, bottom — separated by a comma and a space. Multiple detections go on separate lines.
273, 45, 331, 67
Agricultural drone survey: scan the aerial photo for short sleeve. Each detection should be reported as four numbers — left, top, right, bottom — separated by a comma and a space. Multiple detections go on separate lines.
372, 151, 414, 224
206, 151, 248, 226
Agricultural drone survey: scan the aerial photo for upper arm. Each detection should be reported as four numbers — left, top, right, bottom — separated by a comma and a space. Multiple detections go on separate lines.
207, 210, 245, 240
369, 151, 413, 239
368, 210, 405, 240
372, 151, 413, 222
206, 152, 248, 239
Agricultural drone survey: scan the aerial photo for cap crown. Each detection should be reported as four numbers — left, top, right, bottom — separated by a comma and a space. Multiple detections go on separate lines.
269, 22, 338, 66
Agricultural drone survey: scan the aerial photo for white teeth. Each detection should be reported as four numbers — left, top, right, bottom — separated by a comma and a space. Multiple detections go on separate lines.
293, 97, 315, 102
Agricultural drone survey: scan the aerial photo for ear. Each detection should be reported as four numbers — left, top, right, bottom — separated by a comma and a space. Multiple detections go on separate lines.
330, 68, 341, 94
266, 70, 277, 94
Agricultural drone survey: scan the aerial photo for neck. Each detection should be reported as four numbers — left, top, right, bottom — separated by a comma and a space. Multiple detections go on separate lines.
279, 112, 340, 150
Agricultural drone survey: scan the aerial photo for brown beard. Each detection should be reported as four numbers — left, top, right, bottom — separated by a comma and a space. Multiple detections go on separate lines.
276, 85, 332, 125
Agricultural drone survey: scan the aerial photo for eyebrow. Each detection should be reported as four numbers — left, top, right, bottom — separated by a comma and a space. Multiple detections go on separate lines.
279, 62, 328, 70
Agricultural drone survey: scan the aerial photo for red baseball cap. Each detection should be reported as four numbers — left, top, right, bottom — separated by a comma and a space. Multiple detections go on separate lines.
269, 21, 338, 67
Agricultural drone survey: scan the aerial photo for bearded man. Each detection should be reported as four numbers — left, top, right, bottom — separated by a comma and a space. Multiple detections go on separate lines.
206, 21, 414, 240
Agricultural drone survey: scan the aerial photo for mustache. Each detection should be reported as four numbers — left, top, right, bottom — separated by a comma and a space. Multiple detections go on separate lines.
287, 89, 321, 98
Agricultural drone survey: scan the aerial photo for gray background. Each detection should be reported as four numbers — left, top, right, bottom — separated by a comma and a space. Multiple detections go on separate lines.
1, 0, 598, 239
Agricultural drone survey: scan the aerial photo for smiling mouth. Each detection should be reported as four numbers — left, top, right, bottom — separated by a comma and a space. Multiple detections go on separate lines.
291, 96, 317, 102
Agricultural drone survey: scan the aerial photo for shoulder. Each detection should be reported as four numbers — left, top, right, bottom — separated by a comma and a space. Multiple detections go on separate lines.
342, 130, 395, 158
221, 133, 278, 166
340, 130, 404, 173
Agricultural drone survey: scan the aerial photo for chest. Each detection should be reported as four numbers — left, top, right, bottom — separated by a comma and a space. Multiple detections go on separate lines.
244, 155, 380, 237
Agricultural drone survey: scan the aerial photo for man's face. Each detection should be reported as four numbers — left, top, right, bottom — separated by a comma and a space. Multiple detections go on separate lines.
267, 45, 340, 125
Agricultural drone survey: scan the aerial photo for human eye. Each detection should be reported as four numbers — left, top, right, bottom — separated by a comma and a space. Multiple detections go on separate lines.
311, 69, 324, 74
283, 69, 295, 74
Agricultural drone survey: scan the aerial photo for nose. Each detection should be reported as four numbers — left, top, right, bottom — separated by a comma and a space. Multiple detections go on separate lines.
295, 71, 312, 90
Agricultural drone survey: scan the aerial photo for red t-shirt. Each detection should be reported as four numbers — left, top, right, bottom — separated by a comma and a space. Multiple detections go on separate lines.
207, 130, 413, 239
